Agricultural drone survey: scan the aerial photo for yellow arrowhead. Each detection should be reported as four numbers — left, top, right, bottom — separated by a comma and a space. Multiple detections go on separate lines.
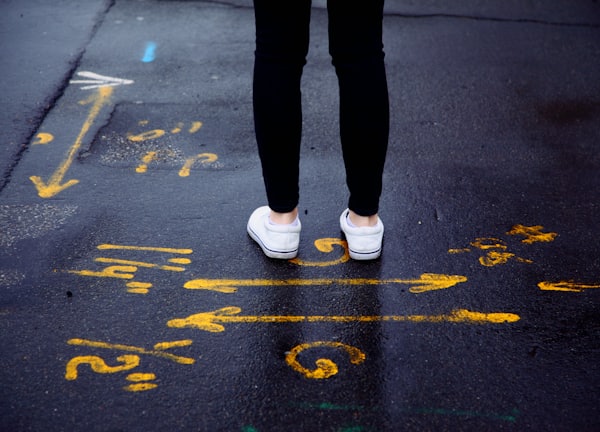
408, 273, 468, 293
30, 175, 79, 198
167, 306, 241, 332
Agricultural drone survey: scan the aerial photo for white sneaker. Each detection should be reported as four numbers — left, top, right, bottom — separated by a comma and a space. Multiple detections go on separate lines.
247, 206, 301, 259
339, 209, 384, 260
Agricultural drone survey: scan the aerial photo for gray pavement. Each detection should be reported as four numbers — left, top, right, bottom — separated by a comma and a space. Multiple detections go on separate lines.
1, 1, 599, 431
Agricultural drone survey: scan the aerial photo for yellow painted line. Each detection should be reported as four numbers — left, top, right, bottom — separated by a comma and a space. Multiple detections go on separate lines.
538, 281, 600, 292
126, 373, 156, 382
30, 87, 113, 198
184, 273, 467, 294
126, 281, 153, 288
169, 258, 192, 264
67, 338, 195, 364
126, 281, 153, 294
97, 244, 193, 254
153, 340, 193, 350
167, 306, 520, 333
95, 257, 186, 272
124, 383, 158, 392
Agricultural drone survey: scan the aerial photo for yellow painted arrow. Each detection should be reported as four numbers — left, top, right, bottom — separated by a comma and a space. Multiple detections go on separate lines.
167, 306, 520, 333
30, 86, 113, 198
183, 273, 467, 294
538, 281, 600, 292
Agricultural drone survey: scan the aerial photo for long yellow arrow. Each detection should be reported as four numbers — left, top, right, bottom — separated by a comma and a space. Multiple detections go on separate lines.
167, 306, 520, 333
538, 281, 600, 292
30, 86, 113, 198
183, 273, 467, 294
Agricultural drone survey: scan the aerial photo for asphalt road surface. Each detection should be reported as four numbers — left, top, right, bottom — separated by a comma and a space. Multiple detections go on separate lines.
1, 1, 599, 431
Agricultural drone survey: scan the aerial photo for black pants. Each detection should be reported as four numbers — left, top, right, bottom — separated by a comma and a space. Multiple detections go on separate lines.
253, 0, 389, 216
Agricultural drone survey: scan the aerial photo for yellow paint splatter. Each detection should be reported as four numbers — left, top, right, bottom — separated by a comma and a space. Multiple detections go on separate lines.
507, 224, 557, 244
32, 132, 54, 145
97, 244, 192, 254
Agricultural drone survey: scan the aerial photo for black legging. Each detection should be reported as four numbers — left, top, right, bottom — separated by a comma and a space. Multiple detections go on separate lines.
253, 0, 389, 216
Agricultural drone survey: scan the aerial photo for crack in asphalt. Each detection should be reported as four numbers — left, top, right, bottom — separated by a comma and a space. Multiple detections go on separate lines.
195, 0, 600, 28
0, 0, 116, 194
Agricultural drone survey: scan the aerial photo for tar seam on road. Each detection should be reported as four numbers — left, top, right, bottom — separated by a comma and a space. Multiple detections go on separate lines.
0, 0, 116, 194
384, 12, 600, 29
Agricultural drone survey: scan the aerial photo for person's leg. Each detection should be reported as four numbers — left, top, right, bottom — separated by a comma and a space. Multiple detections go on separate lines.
253, 0, 312, 216
327, 0, 389, 223
249, 0, 310, 259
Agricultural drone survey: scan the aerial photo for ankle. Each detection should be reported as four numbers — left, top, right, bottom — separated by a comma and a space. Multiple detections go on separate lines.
348, 210, 379, 227
269, 207, 299, 225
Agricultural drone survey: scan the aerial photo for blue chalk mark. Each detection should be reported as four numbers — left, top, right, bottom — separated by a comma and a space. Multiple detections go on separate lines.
142, 42, 157, 62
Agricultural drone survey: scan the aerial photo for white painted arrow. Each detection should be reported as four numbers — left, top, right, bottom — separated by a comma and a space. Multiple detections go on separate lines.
70, 71, 134, 90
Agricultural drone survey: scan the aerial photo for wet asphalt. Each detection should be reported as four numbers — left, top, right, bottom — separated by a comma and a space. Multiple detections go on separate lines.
1, 1, 599, 431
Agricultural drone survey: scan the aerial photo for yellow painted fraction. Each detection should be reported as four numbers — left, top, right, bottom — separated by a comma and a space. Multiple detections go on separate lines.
167, 307, 520, 333
65, 355, 140, 380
